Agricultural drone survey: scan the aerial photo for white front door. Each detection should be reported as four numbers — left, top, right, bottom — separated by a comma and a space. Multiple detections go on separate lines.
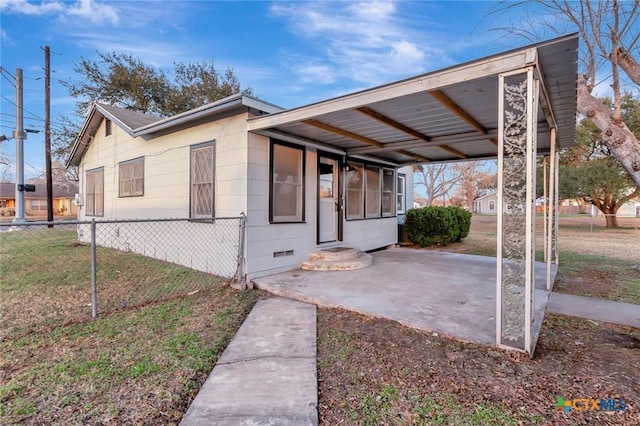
318, 156, 339, 243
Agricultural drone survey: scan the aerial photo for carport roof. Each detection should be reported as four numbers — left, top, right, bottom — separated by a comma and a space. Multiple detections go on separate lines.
248, 34, 578, 166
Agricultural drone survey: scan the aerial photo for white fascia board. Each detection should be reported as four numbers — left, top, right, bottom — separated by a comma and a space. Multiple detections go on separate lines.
248, 48, 534, 132
134, 95, 244, 136
132, 94, 283, 136
244, 96, 286, 114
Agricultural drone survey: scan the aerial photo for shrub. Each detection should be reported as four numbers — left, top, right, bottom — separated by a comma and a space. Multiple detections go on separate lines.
404, 206, 471, 247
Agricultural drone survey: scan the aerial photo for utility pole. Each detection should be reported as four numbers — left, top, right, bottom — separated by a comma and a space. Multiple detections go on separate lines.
44, 46, 54, 226
13, 68, 26, 224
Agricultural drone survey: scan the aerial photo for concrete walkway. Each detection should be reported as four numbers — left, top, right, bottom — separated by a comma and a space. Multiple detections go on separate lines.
180, 297, 318, 426
547, 292, 640, 328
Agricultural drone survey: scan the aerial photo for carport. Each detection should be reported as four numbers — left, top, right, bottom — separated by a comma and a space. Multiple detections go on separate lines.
248, 34, 578, 355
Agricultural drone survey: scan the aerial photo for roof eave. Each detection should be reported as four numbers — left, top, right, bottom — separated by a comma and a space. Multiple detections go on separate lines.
65, 103, 137, 168
134, 94, 284, 136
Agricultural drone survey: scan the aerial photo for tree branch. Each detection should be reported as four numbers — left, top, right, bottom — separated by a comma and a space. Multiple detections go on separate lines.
577, 75, 640, 187
616, 46, 640, 85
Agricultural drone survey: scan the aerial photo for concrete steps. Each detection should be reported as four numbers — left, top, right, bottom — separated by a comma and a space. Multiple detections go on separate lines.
301, 247, 372, 271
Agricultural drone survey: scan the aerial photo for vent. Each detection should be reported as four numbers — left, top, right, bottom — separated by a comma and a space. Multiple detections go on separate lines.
273, 250, 294, 258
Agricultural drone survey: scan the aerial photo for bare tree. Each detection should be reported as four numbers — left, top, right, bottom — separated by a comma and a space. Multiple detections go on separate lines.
413, 163, 459, 206
491, 0, 640, 187
29, 161, 78, 190
451, 161, 496, 211
0, 154, 11, 182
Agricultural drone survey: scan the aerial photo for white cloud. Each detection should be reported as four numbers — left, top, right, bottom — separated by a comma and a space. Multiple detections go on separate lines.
296, 63, 336, 84
0, 0, 65, 15
67, 0, 119, 25
269, 1, 442, 88
0, 0, 118, 25
390, 40, 424, 64
0, 28, 15, 46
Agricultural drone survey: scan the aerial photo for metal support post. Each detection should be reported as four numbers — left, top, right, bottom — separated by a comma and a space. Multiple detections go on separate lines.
91, 219, 98, 318
13, 68, 26, 224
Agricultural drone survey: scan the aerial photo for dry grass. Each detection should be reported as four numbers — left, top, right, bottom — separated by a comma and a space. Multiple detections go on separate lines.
429, 215, 640, 305
0, 228, 263, 425
318, 214, 640, 424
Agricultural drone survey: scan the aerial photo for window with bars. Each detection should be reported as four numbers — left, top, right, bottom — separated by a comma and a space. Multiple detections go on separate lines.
86, 167, 104, 217
190, 143, 215, 218
119, 157, 144, 197
270, 141, 305, 222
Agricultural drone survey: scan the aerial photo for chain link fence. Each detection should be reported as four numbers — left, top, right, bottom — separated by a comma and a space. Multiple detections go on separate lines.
0, 216, 245, 340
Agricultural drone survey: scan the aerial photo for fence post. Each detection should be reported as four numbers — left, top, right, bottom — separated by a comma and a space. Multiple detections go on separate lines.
91, 218, 98, 318
235, 213, 246, 289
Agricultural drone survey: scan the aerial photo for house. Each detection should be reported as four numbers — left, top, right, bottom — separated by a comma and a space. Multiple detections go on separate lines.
591, 197, 640, 218
67, 34, 579, 355
66, 96, 414, 279
474, 192, 502, 214
616, 198, 640, 217
0, 182, 78, 216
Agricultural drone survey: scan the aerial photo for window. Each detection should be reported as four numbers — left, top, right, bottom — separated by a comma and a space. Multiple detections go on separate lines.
119, 157, 144, 197
30, 199, 47, 211
346, 162, 364, 219
347, 162, 398, 219
396, 174, 406, 214
270, 141, 304, 222
105, 119, 112, 136
381, 168, 395, 216
86, 167, 104, 216
489, 200, 495, 211
190, 143, 214, 218
366, 165, 381, 218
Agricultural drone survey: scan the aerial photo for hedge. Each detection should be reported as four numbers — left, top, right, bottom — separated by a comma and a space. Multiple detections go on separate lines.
404, 206, 471, 247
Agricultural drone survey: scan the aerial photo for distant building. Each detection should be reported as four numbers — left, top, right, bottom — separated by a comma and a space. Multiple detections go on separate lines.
0, 182, 78, 216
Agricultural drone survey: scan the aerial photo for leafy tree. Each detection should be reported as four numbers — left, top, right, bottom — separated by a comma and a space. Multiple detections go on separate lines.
492, 0, 640, 188
559, 94, 640, 227
56, 52, 253, 170
63, 52, 252, 117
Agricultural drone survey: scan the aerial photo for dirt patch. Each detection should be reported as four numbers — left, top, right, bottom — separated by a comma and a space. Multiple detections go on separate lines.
318, 309, 640, 425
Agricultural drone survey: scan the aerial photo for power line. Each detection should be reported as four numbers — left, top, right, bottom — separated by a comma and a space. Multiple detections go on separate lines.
0, 67, 16, 88
0, 112, 67, 128
0, 94, 46, 123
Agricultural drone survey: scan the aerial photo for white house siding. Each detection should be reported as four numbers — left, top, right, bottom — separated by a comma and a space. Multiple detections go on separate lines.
615, 200, 640, 217
396, 165, 413, 224
77, 219, 241, 278
244, 133, 407, 279
77, 112, 416, 281
245, 133, 318, 278
474, 193, 499, 215
77, 113, 250, 278
78, 113, 249, 220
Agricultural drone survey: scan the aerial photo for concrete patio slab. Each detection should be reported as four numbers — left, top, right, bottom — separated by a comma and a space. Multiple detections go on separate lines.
253, 248, 556, 350
180, 297, 318, 426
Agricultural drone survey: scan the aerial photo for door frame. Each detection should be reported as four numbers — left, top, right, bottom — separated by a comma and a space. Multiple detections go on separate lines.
316, 151, 343, 244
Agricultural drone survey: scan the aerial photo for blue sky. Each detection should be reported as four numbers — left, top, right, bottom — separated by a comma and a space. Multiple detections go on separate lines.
1, 0, 550, 178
